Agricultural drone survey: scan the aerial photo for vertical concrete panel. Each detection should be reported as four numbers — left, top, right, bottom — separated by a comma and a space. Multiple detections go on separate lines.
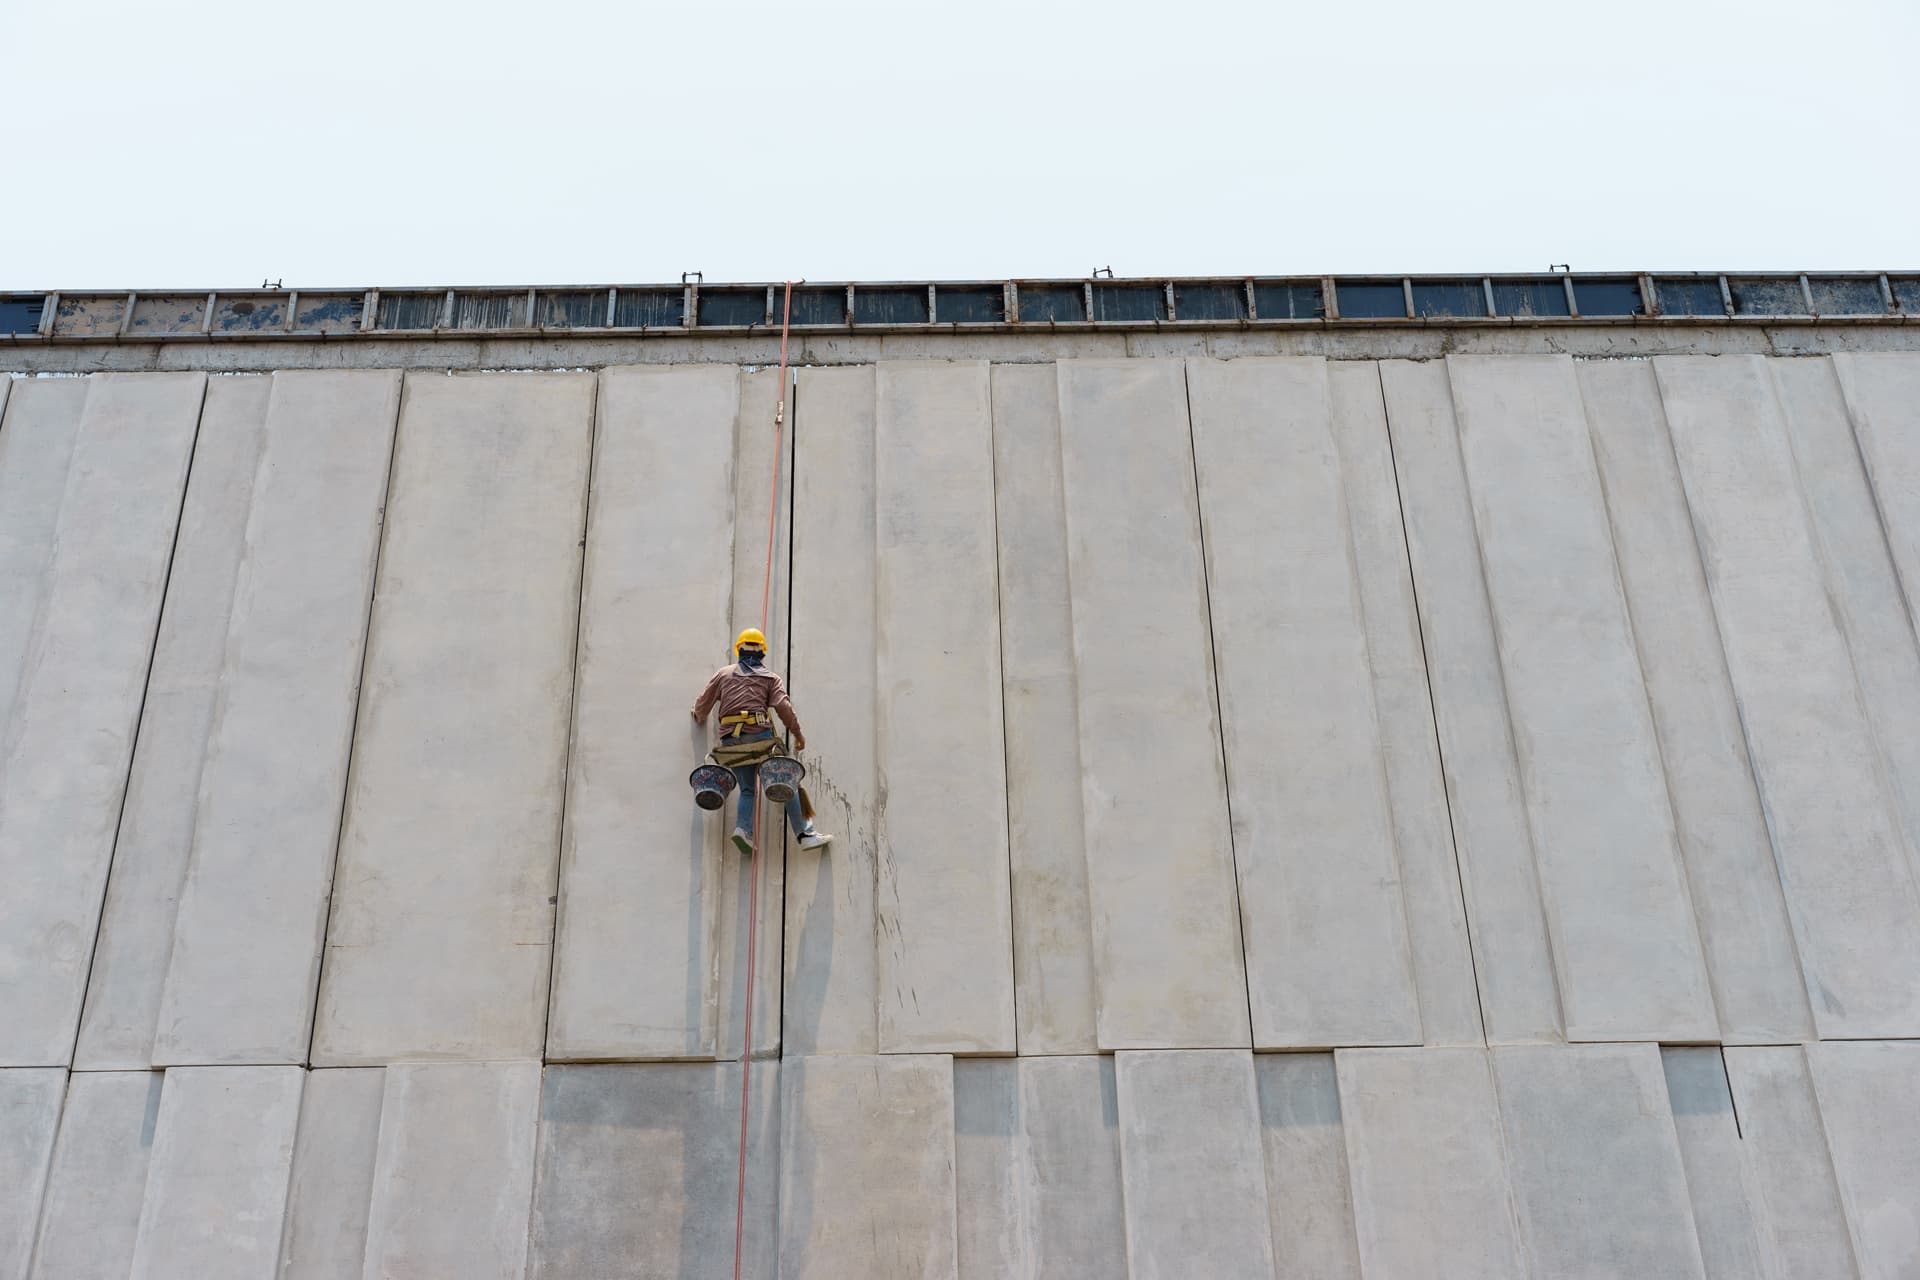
0, 372, 204, 1066
1378, 359, 1562, 1045
1189, 357, 1420, 1048
28, 1070, 161, 1280
1020, 1057, 1125, 1277
152, 371, 402, 1066
1776, 357, 1920, 892
1660, 1048, 1771, 1280
76, 376, 271, 1068
129, 1066, 303, 1280
954, 1060, 1022, 1280
1833, 352, 1920, 642
784, 366, 879, 1056
715, 367, 792, 1060
952, 1056, 1125, 1280
547, 366, 738, 1061
360, 1062, 540, 1280
777, 1055, 956, 1280
0, 378, 86, 732
313, 372, 594, 1063
0, 1070, 64, 1280
1493, 1044, 1706, 1280
1326, 360, 1482, 1046
1658, 354, 1920, 1037
1807, 1041, 1920, 1279
278, 1068, 384, 1280
527, 1063, 778, 1280
1056, 360, 1248, 1050
1337, 1047, 1525, 1279
1115, 1050, 1273, 1280
1448, 354, 1716, 1042
989, 363, 1098, 1056
1579, 360, 1813, 1044
1255, 1053, 1361, 1280
1723, 1046, 1860, 1278
875, 362, 1014, 1053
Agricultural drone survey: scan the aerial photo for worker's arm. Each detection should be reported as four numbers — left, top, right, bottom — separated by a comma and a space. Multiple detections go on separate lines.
690, 669, 723, 723
768, 676, 806, 752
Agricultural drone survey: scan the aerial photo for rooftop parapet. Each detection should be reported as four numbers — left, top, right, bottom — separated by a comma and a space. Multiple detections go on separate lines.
5, 271, 1918, 344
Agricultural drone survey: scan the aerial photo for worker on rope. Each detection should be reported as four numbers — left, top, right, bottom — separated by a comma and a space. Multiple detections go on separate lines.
692, 627, 832, 854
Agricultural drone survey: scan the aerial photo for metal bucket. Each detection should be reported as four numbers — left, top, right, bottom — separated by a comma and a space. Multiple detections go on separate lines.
689, 764, 737, 811
760, 755, 806, 804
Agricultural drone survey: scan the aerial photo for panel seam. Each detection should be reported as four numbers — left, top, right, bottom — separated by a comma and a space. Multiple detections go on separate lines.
1374, 359, 1492, 1048
303, 371, 406, 1067
1180, 358, 1258, 1047
68, 373, 209, 1068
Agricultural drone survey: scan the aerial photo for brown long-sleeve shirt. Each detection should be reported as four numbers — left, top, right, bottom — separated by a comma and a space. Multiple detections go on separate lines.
691, 663, 803, 739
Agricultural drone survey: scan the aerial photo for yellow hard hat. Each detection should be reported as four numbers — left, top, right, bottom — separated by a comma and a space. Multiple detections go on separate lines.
734, 627, 768, 658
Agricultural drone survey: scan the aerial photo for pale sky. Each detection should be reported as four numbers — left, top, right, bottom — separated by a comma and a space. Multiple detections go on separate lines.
7, 0, 1915, 290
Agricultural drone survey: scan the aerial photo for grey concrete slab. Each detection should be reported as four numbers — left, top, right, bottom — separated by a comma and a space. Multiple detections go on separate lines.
27, 1070, 161, 1280
1189, 357, 1420, 1048
546, 365, 739, 1061
0, 1069, 64, 1280
1660, 1048, 1771, 1280
1014, 1057, 1125, 1278
360, 1062, 540, 1280
1578, 360, 1813, 1044
75, 376, 270, 1069
1337, 1047, 1525, 1279
1255, 1053, 1361, 1280
1807, 1041, 1920, 1279
153, 370, 401, 1066
1056, 359, 1249, 1050
1776, 356, 1920, 895
278, 1067, 384, 1280
0, 372, 205, 1067
1326, 360, 1483, 1047
1492, 1044, 1706, 1280
527, 1062, 778, 1280
313, 372, 593, 1063
954, 1060, 1023, 1280
1834, 353, 1920, 643
0, 378, 85, 734
1448, 354, 1716, 1042
1114, 1049, 1274, 1280
714, 367, 791, 1062
874, 362, 1015, 1053
1657, 354, 1920, 1037
129, 1066, 303, 1280
784, 366, 880, 1056
777, 1054, 956, 1280
1723, 1046, 1861, 1278
952, 1056, 1125, 1280
1377, 359, 1563, 1045
989, 364, 1099, 1055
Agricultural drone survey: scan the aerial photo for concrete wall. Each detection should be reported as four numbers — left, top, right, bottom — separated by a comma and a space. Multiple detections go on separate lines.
3, 351, 1918, 1277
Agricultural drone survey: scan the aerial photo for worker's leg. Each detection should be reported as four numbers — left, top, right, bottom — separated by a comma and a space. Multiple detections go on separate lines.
784, 791, 811, 836
731, 763, 758, 853
785, 789, 832, 849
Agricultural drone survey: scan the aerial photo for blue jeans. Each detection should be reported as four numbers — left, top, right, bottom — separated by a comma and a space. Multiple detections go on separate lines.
729, 733, 812, 837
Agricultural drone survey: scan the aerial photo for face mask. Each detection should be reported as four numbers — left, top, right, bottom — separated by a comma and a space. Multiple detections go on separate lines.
739, 649, 765, 668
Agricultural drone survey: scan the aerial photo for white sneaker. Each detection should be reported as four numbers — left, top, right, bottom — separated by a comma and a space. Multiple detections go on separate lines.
731, 828, 753, 854
798, 830, 833, 851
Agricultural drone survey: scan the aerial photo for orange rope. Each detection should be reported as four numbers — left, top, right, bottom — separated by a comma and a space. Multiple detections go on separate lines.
734, 280, 793, 1280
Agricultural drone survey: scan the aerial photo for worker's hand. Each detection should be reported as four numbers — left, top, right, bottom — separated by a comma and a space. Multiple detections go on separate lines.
793, 732, 807, 753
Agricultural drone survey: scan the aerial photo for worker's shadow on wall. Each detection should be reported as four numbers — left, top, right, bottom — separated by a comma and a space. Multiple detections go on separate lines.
783, 835, 836, 1056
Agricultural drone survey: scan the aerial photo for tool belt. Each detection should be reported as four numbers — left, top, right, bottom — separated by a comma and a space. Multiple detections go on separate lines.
710, 728, 782, 769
